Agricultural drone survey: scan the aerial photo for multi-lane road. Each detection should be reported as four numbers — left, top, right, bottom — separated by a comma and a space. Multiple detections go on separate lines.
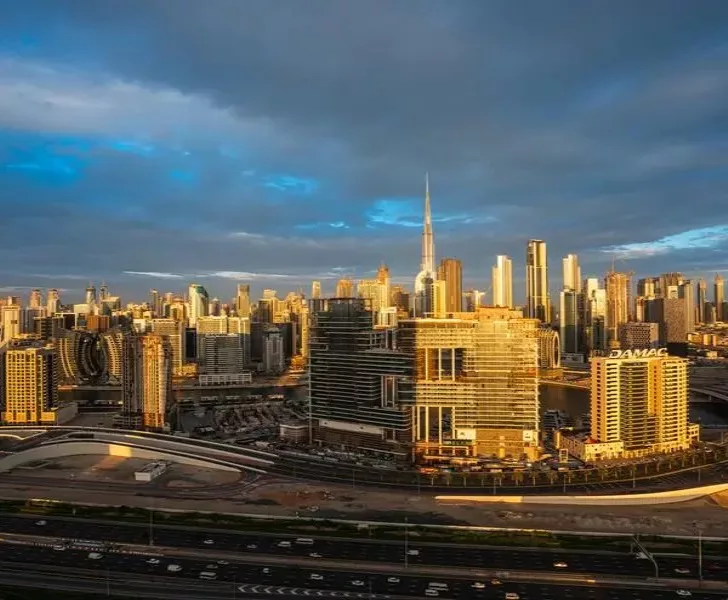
0, 540, 722, 600
0, 514, 723, 581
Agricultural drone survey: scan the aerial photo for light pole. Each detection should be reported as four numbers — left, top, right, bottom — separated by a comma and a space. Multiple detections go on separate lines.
697, 526, 703, 584
404, 517, 409, 569
149, 499, 155, 546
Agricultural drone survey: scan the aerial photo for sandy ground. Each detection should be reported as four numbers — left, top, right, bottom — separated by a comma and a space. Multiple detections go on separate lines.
0, 471, 725, 536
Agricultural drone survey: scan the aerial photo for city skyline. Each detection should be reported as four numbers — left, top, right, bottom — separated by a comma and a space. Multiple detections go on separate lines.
1, 2, 728, 299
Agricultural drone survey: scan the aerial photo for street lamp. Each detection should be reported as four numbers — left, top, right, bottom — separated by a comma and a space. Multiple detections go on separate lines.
404, 517, 409, 569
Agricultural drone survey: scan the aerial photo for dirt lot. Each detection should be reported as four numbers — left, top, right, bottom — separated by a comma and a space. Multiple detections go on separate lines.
0, 474, 725, 536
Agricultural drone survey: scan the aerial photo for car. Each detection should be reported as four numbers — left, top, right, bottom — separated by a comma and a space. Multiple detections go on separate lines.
505, 594, 520, 600
310, 574, 324, 581
246, 544, 258, 549
35, 520, 47, 526
262, 567, 271, 574
216, 560, 229, 565
167, 564, 182, 573
553, 561, 568, 568
491, 579, 502, 585
87, 552, 103, 560
309, 552, 322, 558
278, 541, 292, 548
407, 549, 419, 556
205, 564, 218, 570
471, 582, 486, 589
146, 558, 160, 565
52, 545, 66, 551
674, 568, 690, 574
675, 592, 692, 597
351, 581, 365, 587
203, 539, 215, 545
424, 590, 439, 597
387, 577, 400, 584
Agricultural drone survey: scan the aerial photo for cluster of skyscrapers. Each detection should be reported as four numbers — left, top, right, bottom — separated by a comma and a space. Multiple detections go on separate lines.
0, 177, 703, 465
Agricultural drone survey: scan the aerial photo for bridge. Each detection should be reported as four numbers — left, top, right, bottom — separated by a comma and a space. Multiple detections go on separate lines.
690, 386, 728, 403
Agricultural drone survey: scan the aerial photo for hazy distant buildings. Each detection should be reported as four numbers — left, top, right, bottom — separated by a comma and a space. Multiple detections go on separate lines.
335, 277, 354, 298
187, 283, 209, 327
235, 284, 251, 318
714, 274, 724, 321
562, 254, 581, 293
605, 270, 631, 349
491, 255, 513, 308
526, 240, 549, 322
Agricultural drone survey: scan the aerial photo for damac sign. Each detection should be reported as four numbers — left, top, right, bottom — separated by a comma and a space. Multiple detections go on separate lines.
608, 348, 668, 359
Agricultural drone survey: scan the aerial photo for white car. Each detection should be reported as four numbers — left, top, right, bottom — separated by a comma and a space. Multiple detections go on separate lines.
387, 577, 400, 584
310, 574, 324, 581
351, 580, 365, 587
471, 582, 486, 589
88, 552, 103, 560
424, 591, 439, 597
246, 544, 258, 549
309, 552, 322, 558
674, 568, 690, 574
407, 549, 419, 556
146, 558, 160, 565
35, 520, 47, 526
675, 591, 692, 597
278, 541, 292, 548
262, 567, 271, 574
553, 561, 568, 568
206, 564, 218, 570
217, 560, 229, 565
505, 594, 520, 600
203, 539, 215, 545
167, 564, 182, 573
52, 545, 66, 551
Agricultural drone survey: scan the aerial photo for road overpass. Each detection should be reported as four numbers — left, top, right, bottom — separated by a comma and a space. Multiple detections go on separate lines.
690, 386, 728, 403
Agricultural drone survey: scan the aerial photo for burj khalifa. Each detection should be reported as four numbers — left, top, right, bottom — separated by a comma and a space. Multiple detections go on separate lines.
414, 174, 436, 316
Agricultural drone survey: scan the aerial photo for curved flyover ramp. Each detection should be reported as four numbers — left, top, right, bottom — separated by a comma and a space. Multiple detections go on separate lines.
0, 440, 244, 474
437, 482, 728, 507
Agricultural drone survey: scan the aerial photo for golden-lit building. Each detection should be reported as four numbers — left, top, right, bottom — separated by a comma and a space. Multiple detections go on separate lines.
605, 270, 632, 348
1, 339, 75, 425
584, 349, 696, 460
398, 309, 540, 460
437, 258, 462, 313
120, 333, 172, 431
335, 277, 354, 298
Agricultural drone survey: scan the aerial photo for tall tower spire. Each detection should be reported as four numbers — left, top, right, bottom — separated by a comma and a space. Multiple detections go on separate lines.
421, 173, 435, 274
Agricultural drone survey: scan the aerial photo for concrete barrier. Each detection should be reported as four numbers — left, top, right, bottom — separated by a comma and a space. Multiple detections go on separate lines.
436, 482, 728, 506
0, 441, 239, 473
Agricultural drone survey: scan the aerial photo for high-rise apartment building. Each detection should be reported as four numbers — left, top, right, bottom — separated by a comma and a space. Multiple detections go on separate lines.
590, 350, 694, 458
637, 277, 658, 299
618, 322, 660, 349
604, 270, 631, 348
399, 310, 540, 460
438, 258, 462, 313
562, 254, 581, 292
311, 281, 321, 300
1, 303, 21, 345
357, 279, 389, 313
120, 333, 172, 430
150, 318, 187, 374
196, 316, 250, 368
491, 255, 513, 308
559, 289, 581, 354
526, 240, 549, 322
308, 299, 413, 459
187, 283, 209, 327
714, 274, 724, 321
335, 277, 354, 298
0, 339, 68, 425
583, 278, 607, 352
29, 289, 42, 309
46, 289, 60, 315
198, 334, 246, 375
262, 327, 285, 374
463, 289, 485, 312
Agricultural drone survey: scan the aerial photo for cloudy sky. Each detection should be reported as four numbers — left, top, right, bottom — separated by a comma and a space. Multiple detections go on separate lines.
1, 1, 727, 304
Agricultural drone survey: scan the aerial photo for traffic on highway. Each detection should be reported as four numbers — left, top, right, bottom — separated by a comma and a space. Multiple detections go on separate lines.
0, 515, 723, 581
0, 539, 719, 600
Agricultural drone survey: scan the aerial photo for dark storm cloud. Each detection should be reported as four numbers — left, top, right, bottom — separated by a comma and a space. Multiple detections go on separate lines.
1, 0, 728, 301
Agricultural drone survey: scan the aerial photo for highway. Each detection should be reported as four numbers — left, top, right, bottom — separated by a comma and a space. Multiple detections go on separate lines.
0, 541, 722, 600
0, 515, 724, 581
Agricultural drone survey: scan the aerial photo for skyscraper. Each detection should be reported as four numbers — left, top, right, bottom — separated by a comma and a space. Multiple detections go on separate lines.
605, 270, 631, 348
562, 254, 581, 292
311, 281, 321, 300
235, 284, 251, 317
1, 339, 62, 425
46, 289, 60, 315
697, 279, 707, 324
188, 284, 209, 327
414, 174, 437, 317
335, 277, 354, 298
526, 240, 549, 322
28, 289, 42, 309
714, 274, 724, 321
491, 255, 513, 308
121, 333, 172, 431
438, 258, 462, 313
559, 289, 581, 354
